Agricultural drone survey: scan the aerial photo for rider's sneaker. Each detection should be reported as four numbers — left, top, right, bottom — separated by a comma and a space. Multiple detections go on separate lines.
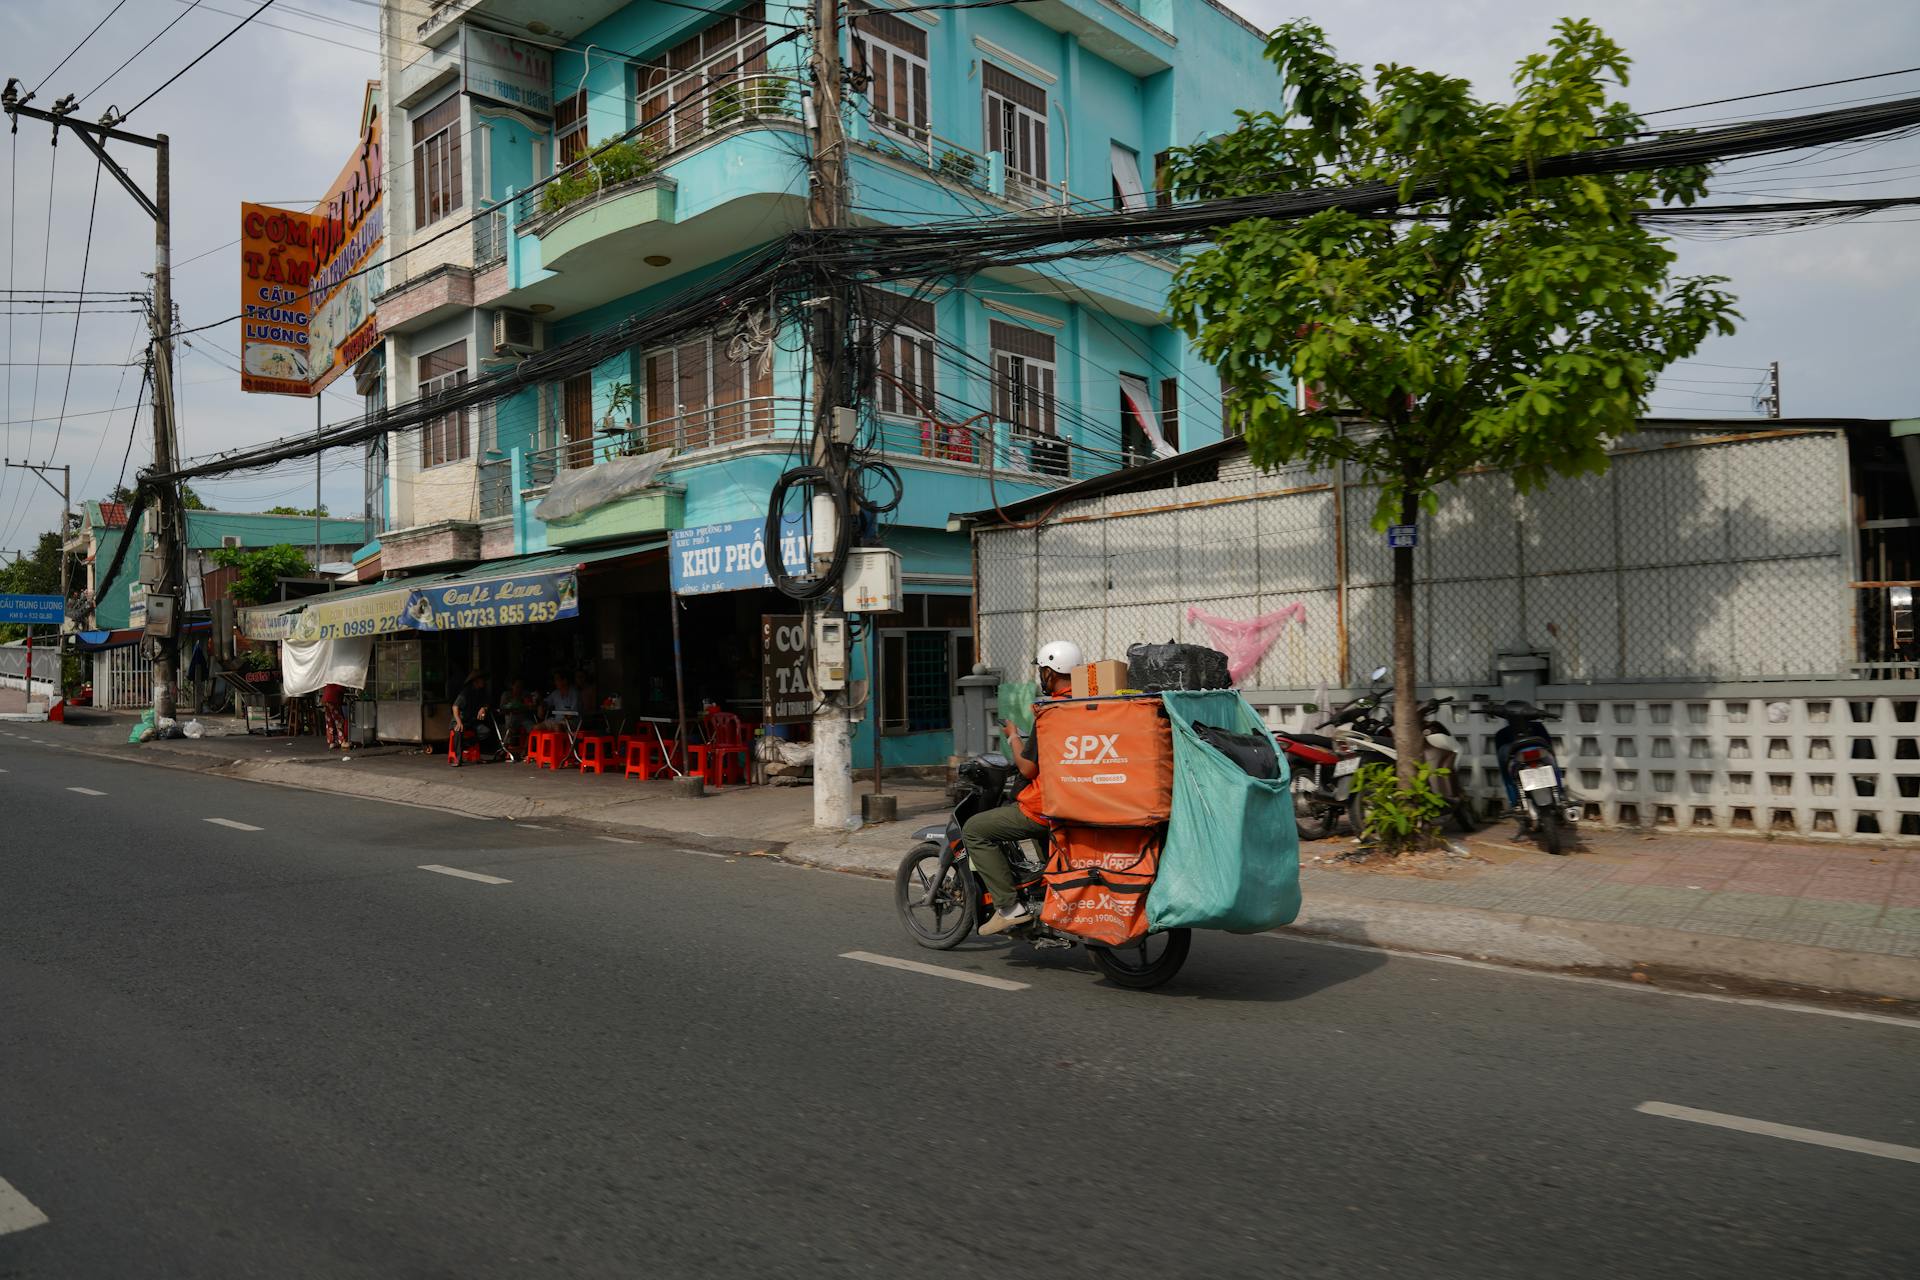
980, 902, 1033, 936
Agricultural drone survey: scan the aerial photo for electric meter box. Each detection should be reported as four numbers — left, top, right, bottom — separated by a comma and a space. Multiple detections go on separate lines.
843, 547, 902, 615
813, 615, 848, 690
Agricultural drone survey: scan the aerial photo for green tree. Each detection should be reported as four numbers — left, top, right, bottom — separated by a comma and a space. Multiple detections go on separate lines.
265, 505, 329, 517
1165, 19, 1737, 791
209, 544, 311, 607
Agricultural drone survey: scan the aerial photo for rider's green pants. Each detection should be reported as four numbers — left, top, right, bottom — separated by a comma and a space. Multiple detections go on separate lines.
960, 803, 1048, 910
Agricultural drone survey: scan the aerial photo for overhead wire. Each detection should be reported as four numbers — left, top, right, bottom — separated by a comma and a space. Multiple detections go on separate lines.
32, 0, 132, 95
79, 1, 204, 106
123, 0, 282, 119
49, 158, 106, 462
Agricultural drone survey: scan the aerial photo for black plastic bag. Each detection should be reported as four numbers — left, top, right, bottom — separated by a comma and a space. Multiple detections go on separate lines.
1125, 641, 1232, 692
1191, 720, 1280, 780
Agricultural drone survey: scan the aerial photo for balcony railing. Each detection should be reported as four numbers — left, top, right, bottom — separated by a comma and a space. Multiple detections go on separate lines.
473, 205, 508, 266
478, 455, 512, 519
522, 396, 811, 494
869, 415, 1129, 484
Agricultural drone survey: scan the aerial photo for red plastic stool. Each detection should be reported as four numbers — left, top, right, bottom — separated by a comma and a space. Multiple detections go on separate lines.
529, 728, 561, 770
447, 727, 483, 765
577, 734, 618, 775
623, 736, 666, 780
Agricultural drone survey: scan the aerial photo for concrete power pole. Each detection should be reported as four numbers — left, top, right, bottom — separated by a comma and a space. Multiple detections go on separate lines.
0, 90, 176, 721
807, 0, 852, 830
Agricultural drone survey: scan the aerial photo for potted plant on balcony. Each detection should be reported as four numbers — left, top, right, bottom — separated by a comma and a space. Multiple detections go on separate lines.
538, 137, 664, 216
936, 149, 980, 185
601, 380, 646, 456
709, 76, 794, 128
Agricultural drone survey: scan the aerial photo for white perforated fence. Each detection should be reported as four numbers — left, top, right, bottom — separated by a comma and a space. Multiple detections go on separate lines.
974, 428, 1920, 841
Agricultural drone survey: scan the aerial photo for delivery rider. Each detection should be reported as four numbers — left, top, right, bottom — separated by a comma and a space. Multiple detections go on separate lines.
964, 639, 1082, 935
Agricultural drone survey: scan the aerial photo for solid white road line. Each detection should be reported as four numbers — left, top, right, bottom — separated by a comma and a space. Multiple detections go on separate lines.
66, 786, 106, 796
418, 864, 512, 885
1637, 1102, 1920, 1164
596, 835, 638, 845
1261, 932, 1920, 1030
0, 1176, 49, 1236
841, 951, 1029, 991
204, 818, 264, 832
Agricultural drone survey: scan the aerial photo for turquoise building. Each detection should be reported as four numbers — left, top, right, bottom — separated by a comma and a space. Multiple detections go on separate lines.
368, 0, 1273, 765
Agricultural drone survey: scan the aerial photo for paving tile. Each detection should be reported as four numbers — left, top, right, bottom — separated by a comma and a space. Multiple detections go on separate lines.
1739, 919, 1838, 947
1624, 906, 1709, 930
1876, 905, 1920, 933
1815, 923, 1906, 955
1784, 899, 1886, 926
1621, 885, 1712, 908
1695, 891, 1795, 920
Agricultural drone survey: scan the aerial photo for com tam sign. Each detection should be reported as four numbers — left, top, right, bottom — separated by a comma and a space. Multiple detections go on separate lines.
239, 84, 384, 396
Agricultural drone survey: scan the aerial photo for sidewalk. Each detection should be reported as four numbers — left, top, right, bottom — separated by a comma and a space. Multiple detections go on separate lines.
35, 710, 1920, 1005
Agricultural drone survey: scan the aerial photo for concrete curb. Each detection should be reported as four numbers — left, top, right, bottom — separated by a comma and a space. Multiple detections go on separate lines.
1283, 894, 1920, 1002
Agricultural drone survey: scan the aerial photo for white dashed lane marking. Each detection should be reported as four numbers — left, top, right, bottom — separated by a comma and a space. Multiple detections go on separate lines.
1638, 1102, 1920, 1164
0, 1176, 49, 1236
841, 951, 1029, 991
418, 864, 512, 885
204, 818, 264, 832
66, 786, 106, 796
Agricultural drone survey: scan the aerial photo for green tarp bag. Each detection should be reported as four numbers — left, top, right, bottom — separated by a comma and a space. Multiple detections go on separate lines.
1146, 689, 1302, 933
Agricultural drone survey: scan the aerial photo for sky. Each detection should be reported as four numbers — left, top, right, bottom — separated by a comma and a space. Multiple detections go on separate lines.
0, 0, 1916, 558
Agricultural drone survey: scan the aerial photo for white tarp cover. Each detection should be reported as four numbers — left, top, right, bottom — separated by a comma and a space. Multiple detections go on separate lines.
280, 635, 373, 696
533, 448, 672, 523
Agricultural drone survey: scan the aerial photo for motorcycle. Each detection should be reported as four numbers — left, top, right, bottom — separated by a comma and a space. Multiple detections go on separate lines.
1476, 697, 1580, 855
1275, 666, 1389, 840
1370, 693, 1478, 834
893, 752, 1192, 990
1318, 668, 1478, 836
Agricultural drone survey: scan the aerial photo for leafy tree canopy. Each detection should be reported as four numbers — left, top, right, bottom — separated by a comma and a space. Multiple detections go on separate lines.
265, 505, 329, 517
209, 544, 311, 607
109, 483, 204, 510
1166, 17, 1739, 523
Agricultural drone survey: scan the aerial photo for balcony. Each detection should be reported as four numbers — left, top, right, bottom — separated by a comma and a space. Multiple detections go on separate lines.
375, 205, 509, 333
870, 416, 1128, 485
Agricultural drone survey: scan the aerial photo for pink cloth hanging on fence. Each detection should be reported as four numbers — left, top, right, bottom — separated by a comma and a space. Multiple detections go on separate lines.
1185, 603, 1308, 684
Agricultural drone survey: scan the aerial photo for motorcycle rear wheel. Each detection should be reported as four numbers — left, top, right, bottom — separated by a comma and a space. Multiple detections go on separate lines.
1535, 806, 1568, 856
1089, 929, 1191, 990
1295, 802, 1338, 841
895, 842, 979, 950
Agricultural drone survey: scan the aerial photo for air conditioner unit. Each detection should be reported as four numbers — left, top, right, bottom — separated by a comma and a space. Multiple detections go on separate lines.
492, 309, 544, 356
221, 535, 242, 549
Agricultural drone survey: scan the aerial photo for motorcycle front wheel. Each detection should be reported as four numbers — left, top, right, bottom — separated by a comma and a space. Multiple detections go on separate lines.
1295, 801, 1338, 841
894, 842, 979, 950
1089, 929, 1192, 990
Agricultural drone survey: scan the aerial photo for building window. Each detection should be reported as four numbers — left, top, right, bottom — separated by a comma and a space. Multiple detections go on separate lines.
852, 4, 929, 143
1153, 148, 1172, 208
1160, 377, 1180, 450
637, 2, 769, 156
1111, 142, 1147, 211
983, 62, 1048, 203
554, 90, 588, 169
419, 341, 470, 468
881, 630, 965, 734
643, 327, 774, 452
411, 94, 463, 228
866, 290, 937, 420
990, 319, 1063, 476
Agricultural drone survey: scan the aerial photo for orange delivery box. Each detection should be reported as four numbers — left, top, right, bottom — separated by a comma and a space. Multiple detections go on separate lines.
1033, 695, 1174, 826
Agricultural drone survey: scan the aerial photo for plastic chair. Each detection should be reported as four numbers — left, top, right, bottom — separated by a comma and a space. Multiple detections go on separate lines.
529, 728, 563, 771
623, 736, 667, 780
688, 711, 752, 789
577, 734, 619, 776
447, 725, 483, 766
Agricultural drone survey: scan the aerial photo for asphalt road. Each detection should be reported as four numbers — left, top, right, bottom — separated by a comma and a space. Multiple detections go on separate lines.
2, 729, 1916, 1279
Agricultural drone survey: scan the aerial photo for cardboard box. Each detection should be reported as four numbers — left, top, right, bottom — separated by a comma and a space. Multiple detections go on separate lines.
1071, 659, 1131, 699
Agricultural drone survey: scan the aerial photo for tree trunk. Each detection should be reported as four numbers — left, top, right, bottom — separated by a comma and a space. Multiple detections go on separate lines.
1391, 488, 1421, 791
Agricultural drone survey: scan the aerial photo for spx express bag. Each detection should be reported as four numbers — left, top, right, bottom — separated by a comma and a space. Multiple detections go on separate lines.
1039, 826, 1162, 947
1035, 696, 1174, 826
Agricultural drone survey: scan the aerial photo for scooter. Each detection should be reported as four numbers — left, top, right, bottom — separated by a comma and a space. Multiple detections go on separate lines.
1476, 698, 1579, 855
893, 752, 1192, 989
1276, 666, 1388, 840
1370, 694, 1478, 833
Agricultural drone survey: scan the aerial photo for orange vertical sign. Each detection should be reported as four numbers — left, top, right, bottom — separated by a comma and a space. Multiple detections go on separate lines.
238, 202, 317, 395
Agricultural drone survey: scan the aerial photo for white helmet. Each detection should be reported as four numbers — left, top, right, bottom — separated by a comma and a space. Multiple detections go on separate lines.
1035, 639, 1084, 676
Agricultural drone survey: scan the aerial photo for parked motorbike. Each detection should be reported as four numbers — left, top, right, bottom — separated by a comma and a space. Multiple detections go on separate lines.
1369, 693, 1478, 833
1274, 666, 1389, 840
1476, 698, 1580, 855
893, 753, 1191, 989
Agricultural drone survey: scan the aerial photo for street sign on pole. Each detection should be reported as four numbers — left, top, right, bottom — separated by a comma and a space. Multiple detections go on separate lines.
1387, 524, 1418, 549
0, 595, 64, 625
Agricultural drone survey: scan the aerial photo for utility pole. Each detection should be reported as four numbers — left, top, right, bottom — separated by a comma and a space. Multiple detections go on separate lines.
315, 397, 324, 569
2, 86, 179, 723
1766, 361, 1781, 420
807, 0, 853, 830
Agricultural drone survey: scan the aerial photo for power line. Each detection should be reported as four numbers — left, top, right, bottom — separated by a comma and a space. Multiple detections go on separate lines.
49, 158, 106, 461
124, 0, 282, 120
79, 0, 204, 106
1644, 65, 1920, 117
32, 0, 131, 94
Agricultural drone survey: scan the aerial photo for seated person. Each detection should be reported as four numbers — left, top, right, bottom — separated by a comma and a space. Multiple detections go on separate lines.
450, 670, 499, 765
500, 677, 538, 754
539, 669, 581, 730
